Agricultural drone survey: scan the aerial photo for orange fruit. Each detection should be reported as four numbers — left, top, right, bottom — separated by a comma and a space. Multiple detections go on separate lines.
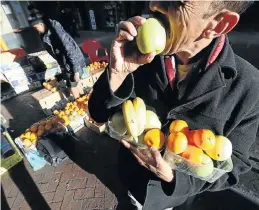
30, 124, 38, 133
193, 129, 216, 151
45, 124, 52, 131
23, 139, 32, 147
37, 130, 44, 137
169, 120, 189, 135
167, 132, 188, 154
181, 145, 204, 165
73, 102, 77, 106
65, 110, 70, 115
40, 121, 46, 126
30, 133, 38, 141
38, 125, 45, 131
187, 130, 196, 146
79, 110, 86, 116
53, 110, 59, 115
143, 129, 165, 150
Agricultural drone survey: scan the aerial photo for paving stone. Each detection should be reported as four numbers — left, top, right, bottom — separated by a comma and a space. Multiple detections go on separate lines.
49, 202, 62, 210
74, 188, 95, 200
67, 178, 87, 190
12, 193, 24, 209
46, 173, 62, 192
69, 200, 83, 210
53, 182, 67, 203
55, 163, 73, 173
94, 179, 105, 198
41, 172, 54, 184
105, 187, 117, 210
85, 174, 97, 188
6, 197, 16, 208
38, 183, 49, 193
81, 197, 105, 209
61, 190, 75, 210
19, 200, 31, 210
42, 192, 55, 203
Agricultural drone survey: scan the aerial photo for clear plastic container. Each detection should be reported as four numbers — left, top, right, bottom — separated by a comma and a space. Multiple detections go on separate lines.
163, 147, 233, 183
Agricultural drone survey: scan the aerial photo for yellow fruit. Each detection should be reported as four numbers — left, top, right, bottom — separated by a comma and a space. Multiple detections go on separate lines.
167, 132, 188, 154
74, 107, 79, 112
71, 111, 77, 117
64, 119, 70, 126
20, 134, 26, 140
136, 18, 166, 54
206, 136, 232, 161
53, 110, 59, 115
65, 110, 70, 115
169, 120, 189, 135
144, 129, 165, 150
25, 132, 31, 139
133, 97, 146, 135
23, 139, 32, 147
30, 133, 38, 141
122, 100, 139, 142
193, 129, 216, 151
181, 145, 204, 165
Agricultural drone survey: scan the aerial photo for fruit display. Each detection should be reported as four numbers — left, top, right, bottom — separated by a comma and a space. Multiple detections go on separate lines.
43, 80, 57, 92
163, 120, 233, 182
136, 18, 166, 55
19, 116, 66, 148
87, 61, 108, 72
108, 97, 164, 150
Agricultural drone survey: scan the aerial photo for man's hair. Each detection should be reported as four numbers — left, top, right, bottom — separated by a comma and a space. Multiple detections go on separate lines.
203, 1, 254, 18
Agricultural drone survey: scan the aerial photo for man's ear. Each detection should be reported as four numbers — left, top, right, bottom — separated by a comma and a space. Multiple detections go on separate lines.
203, 11, 239, 39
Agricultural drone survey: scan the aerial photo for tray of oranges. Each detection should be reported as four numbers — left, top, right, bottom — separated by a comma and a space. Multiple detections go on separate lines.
162, 120, 233, 183
106, 97, 233, 182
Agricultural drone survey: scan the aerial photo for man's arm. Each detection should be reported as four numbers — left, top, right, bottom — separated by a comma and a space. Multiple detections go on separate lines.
88, 67, 135, 123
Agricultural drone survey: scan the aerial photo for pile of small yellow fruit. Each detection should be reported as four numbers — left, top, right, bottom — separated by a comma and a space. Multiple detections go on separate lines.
87, 61, 108, 72
43, 80, 57, 91
20, 116, 65, 148
53, 90, 93, 125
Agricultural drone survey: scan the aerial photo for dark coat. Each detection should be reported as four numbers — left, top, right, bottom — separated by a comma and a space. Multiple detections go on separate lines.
41, 19, 85, 74
88, 36, 259, 209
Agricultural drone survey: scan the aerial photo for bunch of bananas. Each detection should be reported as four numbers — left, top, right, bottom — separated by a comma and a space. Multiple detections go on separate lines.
121, 97, 162, 143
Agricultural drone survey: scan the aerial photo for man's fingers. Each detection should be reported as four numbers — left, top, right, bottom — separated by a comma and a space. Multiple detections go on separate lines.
117, 22, 137, 37
116, 29, 134, 41
126, 51, 156, 65
127, 16, 146, 27
120, 139, 131, 149
150, 147, 163, 167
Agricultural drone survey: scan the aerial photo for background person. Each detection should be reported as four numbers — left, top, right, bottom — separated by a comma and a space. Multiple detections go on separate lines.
28, 10, 87, 99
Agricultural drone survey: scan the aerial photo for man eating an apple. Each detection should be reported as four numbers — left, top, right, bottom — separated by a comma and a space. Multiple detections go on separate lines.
89, 1, 258, 209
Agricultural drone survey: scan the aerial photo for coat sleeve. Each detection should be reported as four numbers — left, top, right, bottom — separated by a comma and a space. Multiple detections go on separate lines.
51, 20, 83, 73
166, 105, 259, 198
88, 67, 135, 122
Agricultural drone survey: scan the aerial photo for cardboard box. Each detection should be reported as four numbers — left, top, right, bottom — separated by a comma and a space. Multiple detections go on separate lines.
84, 118, 106, 134
31, 89, 71, 116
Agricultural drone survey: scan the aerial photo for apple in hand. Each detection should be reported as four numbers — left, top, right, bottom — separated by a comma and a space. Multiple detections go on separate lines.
136, 18, 166, 55
193, 154, 214, 178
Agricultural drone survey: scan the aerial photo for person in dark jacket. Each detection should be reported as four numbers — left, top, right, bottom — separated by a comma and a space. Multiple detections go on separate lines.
28, 12, 87, 99
89, 1, 258, 210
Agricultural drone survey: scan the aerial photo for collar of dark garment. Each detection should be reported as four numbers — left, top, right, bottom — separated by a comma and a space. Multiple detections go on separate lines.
153, 35, 238, 111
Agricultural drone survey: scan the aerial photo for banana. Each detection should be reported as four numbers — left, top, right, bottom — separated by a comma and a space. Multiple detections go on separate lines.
145, 110, 162, 130
122, 100, 139, 142
133, 97, 146, 136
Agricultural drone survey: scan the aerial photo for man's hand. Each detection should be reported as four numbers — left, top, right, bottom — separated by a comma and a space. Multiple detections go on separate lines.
110, 16, 156, 92
70, 87, 80, 99
74, 72, 80, 82
121, 140, 174, 182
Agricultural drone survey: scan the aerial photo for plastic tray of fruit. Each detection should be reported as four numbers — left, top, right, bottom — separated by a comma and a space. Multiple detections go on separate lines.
106, 97, 234, 183
162, 120, 234, 183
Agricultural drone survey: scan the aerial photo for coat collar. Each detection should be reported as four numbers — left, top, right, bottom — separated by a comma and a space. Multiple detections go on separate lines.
150, 35, 238, 116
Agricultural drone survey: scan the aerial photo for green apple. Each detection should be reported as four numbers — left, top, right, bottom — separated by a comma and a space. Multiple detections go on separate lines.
136, 18, 166, 54
111, 112, 127, 135
193, 154, 214, 178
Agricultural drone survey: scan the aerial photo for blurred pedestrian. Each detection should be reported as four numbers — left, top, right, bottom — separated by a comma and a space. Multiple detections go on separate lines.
28, 10, 87, 99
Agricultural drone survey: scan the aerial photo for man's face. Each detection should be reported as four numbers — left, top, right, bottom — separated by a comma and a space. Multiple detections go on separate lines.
33, 23, 45, 34
149, 1, 215, 55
